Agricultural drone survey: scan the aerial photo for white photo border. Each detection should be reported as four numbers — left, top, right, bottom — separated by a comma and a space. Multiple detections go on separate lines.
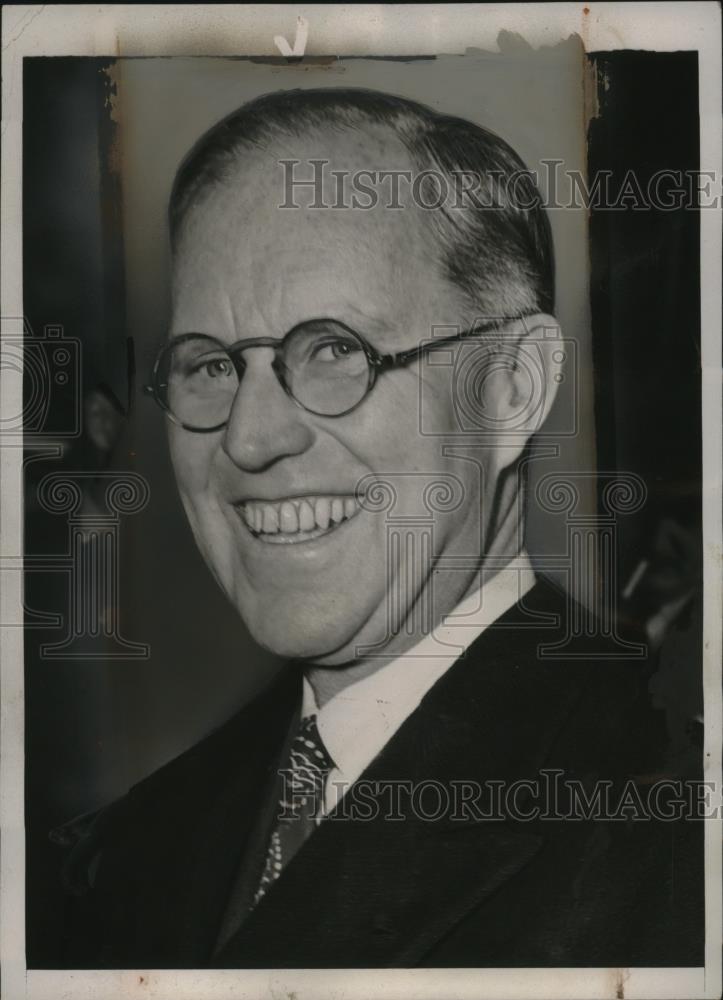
2, 4, 721, 999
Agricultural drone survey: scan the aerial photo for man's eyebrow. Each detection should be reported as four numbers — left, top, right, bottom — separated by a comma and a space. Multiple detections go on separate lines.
165, 309, 397, 351
166, 330, 226, 345
287, 316, 366, 336
336, 308, 391, 333
294, 308, 392, 340
287, 315, 403, 354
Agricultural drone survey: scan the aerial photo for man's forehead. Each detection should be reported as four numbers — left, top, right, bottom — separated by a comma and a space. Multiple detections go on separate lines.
170, 124, 463, 336
170, 223, 456, 345
173, 178, 429, 288
179, 122, 417, 228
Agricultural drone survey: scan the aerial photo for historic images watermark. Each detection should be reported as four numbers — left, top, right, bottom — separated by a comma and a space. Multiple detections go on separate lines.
277, 770, 720, 824
278, 158, 721, 212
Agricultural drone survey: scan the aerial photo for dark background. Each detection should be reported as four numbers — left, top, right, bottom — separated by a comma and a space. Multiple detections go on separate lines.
24, 52, 702, 965
587, 51, 701, 572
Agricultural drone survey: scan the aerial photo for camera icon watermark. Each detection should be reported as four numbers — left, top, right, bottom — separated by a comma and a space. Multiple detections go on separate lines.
418, 318, 578, 440
0, 317, 82, 442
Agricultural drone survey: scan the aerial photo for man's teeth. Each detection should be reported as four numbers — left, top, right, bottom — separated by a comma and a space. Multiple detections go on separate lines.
241, 495, 361, 537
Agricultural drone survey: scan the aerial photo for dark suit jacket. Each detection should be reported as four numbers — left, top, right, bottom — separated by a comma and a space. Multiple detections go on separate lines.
51, 578, 703, 968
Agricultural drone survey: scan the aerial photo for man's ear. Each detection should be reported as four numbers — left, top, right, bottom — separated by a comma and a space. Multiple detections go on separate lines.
485, 312, 565, 472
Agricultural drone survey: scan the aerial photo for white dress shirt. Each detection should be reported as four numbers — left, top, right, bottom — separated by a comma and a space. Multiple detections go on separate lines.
302, 551, 536, 816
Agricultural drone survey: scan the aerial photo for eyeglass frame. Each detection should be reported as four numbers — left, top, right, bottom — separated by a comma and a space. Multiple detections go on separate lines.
143, 315, 533, 433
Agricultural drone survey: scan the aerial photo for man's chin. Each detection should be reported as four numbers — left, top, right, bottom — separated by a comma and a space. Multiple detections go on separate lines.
243, 609, 366, 664
228, 572, 386, 663
246, 628, 353, 666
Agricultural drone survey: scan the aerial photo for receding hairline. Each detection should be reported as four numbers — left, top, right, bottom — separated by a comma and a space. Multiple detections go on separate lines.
172, 117, 419, 242
169, 87, 529, 243
169, 88, 555, 318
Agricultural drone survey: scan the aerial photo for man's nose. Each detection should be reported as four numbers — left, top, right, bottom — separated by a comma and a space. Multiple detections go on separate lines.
221, 348, 315, 472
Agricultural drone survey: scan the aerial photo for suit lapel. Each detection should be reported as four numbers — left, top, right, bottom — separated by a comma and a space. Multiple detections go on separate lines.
214, 579, 585, 967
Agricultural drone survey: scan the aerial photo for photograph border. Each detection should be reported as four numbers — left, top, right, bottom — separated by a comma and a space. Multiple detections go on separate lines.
2, 5, 721, 999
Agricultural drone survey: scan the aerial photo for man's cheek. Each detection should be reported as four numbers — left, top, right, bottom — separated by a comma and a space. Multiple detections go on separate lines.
170, 439, 213, 495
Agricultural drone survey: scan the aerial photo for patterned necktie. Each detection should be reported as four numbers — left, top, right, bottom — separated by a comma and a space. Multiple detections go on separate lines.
253, 713, 334, 906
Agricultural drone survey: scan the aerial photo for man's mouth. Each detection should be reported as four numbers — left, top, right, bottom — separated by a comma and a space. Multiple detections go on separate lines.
235, 494, 362, 544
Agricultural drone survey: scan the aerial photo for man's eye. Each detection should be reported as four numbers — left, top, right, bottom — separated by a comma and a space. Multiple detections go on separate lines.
193, 357, 234, 378
310, 339, 363, 362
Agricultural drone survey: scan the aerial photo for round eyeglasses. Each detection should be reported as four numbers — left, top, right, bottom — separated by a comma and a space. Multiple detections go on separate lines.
143, 316, 526, 433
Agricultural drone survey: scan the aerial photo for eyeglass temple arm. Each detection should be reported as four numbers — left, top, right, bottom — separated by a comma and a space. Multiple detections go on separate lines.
375, 321, 505, 370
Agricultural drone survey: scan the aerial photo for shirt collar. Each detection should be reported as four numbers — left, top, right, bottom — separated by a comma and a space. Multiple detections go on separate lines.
302, 551, 536, 790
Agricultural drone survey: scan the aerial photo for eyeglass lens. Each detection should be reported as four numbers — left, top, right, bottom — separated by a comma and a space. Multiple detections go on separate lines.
159, 324, 372, 429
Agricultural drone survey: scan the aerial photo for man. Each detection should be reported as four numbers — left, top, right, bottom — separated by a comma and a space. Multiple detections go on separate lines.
53, 88, 702, 968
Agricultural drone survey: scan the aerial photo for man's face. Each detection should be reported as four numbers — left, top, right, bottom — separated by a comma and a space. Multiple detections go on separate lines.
169, 128, 509, 663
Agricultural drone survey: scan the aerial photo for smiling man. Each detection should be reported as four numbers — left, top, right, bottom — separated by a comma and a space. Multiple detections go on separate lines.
161, 91, 560, 679
53, 89, 702, 970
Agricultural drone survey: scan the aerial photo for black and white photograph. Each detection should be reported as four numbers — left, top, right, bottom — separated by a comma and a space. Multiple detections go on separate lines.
1, 4, 721, 999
